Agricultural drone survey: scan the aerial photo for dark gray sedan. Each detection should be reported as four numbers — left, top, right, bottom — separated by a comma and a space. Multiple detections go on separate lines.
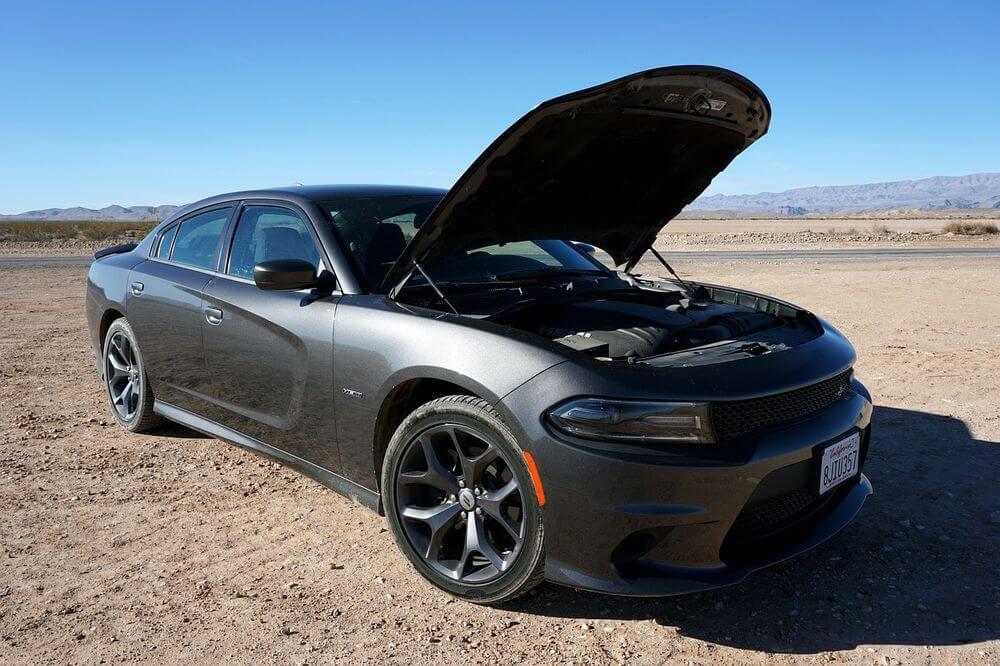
86, 66, 872, 604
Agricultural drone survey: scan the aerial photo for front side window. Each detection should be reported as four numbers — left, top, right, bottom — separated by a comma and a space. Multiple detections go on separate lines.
170, 207, 231, 270
227, 206, 321, 280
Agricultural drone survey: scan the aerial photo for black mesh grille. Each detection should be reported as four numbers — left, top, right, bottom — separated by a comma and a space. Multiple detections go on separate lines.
726, 489, 824, 542
711, 370, 853, 444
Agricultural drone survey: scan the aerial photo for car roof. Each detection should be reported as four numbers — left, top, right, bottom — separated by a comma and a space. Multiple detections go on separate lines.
165, 184, 447, 222
265, 184, 447, 200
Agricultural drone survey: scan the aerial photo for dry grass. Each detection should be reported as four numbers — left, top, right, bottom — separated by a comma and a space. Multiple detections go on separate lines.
942, 220, 999, 235
0, 220, 157, 242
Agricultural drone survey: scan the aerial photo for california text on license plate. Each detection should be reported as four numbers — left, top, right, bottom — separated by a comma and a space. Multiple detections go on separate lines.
819, 433, 861, 495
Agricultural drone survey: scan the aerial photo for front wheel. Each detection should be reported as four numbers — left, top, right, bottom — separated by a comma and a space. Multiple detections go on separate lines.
102, 318, 163, 432
381, 395, 545, 604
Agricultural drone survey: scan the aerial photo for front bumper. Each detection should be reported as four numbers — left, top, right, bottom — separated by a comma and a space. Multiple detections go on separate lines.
501, 378, 874, 596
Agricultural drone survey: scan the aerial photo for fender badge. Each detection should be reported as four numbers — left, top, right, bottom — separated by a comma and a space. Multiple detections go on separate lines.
342, 388, 364, 398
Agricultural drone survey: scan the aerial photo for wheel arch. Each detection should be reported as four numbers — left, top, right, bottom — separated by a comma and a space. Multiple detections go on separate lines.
99, 308, 126, 349
372, 375, 490, 504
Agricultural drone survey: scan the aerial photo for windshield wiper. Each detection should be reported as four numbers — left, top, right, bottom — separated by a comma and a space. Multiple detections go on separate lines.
491, 267, 608, 281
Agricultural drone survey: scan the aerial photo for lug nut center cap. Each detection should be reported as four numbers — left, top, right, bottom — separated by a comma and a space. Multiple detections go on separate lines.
458, 489, 476, 511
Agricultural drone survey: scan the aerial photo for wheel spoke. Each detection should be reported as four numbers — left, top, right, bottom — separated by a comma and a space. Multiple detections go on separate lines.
111, 335, 127, 363
483, 505, 523, 541
398, 435, 460, 494
449, 428, 499, 485
107, 353, 129, 376
476, 478, 522, 541
125, 381, 137, 414
401, 503, 462, 559
465, 515, 505, 572
114, 380, 133, 407
477, 479, 518, 516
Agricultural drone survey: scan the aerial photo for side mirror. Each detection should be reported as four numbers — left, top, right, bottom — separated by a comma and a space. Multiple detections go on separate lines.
253, 259, 318, 291
573, 242, 597, 255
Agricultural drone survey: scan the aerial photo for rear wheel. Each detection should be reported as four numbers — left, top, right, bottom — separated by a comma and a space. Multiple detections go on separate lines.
102, 318, 163, 432
382, 395, 545, 604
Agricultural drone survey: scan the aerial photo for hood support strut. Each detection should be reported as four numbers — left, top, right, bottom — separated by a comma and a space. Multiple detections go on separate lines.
389, 261, 459, 315
629, 247, 697, 295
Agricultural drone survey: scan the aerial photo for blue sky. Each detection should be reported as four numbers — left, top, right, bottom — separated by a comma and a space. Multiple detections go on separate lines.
1, 1, 996, 212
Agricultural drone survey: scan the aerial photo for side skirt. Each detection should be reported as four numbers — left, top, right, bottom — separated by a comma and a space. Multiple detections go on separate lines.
154, 400, 381, 513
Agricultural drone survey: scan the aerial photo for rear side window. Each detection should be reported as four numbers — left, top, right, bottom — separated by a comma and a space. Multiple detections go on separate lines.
156, 225, 178, 259
170, 207, 231, 270
227, 206, 321, 280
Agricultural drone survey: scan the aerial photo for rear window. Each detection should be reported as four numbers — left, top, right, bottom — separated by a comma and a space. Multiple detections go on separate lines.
156, 225, 178, 259
170, 207, 231, 270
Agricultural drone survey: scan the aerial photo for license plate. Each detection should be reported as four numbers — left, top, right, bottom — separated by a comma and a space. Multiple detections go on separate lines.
818, 433, 861, 495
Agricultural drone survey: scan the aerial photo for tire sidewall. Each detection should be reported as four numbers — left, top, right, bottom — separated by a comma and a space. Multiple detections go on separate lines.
102, 319, 150, 432
382, 398, 544, 604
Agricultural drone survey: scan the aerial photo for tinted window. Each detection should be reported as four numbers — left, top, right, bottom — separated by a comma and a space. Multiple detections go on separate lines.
321, 195, 440, 286
156, 224, 178, 259
227, 206, 322, 280
170, 208, 231, 269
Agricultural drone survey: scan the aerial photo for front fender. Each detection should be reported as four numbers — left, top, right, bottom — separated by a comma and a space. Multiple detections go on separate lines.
332, 295, 566, 489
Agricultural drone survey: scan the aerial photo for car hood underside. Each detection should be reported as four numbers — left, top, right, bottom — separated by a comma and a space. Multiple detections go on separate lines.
382, 65, 771, 291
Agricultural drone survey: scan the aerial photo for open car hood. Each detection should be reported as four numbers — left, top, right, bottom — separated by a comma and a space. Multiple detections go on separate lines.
382, 65, 770, 291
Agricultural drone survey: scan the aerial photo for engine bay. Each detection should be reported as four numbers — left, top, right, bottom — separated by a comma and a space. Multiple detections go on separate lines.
398, 273, 817, 363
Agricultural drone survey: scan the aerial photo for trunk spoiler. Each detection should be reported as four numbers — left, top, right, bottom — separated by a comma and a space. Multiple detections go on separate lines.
93, 242, 138, 260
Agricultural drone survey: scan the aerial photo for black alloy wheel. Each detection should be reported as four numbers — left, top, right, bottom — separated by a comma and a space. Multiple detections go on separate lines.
382, 395, 545, 604
102, 318, 162, 432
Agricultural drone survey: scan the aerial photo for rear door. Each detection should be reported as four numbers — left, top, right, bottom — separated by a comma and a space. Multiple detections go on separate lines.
127, 205, 234, 414
200, 202, 342, 471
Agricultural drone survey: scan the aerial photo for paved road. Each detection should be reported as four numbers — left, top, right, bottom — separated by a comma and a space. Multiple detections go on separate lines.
0, 255, 96, 267
660, 246, 1000, 263
2, 246, 1000, 269
598, 246, 1000, 264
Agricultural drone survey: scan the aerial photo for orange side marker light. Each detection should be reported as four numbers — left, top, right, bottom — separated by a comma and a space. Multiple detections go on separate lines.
522, 451, 546, 506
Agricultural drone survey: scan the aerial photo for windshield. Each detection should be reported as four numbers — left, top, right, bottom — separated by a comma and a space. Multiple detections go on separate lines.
321, 195, 608, 289
426, 240, 606, 283
322, 195, 441, 288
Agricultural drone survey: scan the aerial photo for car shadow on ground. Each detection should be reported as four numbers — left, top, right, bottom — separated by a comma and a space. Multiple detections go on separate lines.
511, 406, 999, 653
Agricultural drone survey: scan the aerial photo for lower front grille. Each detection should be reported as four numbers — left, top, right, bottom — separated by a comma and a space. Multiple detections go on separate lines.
726, 489, 826, 542
720, 426, 870, 562
711, 369, 854, 444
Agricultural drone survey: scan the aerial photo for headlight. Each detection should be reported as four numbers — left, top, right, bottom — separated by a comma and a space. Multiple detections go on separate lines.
547, 398, 715, 444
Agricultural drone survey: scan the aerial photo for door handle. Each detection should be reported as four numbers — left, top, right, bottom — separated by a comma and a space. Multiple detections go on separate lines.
130, 281, 144, 296
205, 307, 223, 325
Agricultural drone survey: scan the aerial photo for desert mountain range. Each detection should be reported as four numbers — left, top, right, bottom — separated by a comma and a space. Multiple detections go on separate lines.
688, 172, 1000, 215
2, 173, 998, 220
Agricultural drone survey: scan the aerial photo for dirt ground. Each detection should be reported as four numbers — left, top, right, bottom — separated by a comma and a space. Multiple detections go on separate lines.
1, 252, 998, 664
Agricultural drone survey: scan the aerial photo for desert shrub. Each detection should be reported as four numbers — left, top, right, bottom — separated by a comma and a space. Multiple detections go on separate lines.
942, 221, 999, 235
89, 221, 157, 240
0, 220, 158, 242
0, 221, 53, 241
871, 223, 891, 234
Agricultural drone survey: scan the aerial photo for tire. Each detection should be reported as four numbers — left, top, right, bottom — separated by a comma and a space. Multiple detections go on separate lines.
101, 318, 164, 433
382, 395, 545, 604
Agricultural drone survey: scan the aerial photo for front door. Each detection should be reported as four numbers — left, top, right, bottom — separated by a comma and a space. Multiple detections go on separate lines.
200, 204, 341, 471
